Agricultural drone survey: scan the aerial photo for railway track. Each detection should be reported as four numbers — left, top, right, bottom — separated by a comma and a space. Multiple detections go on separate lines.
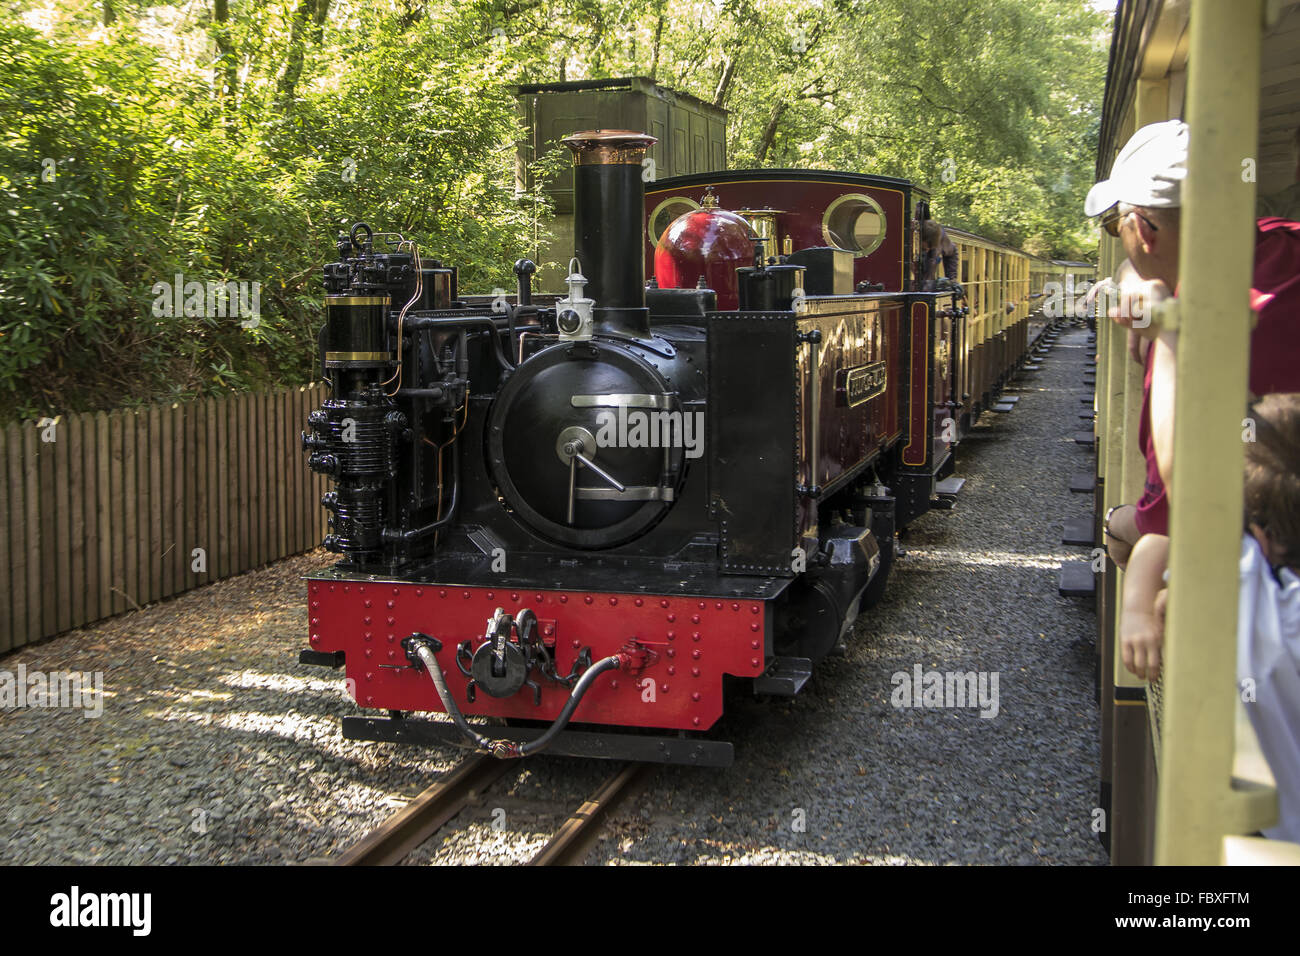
334, 757, 654, 866
528, 762, 654, 866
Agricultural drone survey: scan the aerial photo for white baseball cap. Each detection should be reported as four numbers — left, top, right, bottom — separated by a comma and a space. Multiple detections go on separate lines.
1085, 119, 1189, 217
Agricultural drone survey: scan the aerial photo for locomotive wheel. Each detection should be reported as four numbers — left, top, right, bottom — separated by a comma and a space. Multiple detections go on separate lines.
859, 534, 895, 609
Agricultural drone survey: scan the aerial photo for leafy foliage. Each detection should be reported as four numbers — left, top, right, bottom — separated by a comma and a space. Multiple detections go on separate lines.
0, 0, 1108, 421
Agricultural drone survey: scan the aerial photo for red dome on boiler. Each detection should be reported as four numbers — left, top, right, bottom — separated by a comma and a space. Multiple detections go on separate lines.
653, 188, 755, 311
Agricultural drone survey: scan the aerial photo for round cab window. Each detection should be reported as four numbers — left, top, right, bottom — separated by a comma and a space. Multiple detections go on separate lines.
821, 193, 887, 257
648, 196, 701, 246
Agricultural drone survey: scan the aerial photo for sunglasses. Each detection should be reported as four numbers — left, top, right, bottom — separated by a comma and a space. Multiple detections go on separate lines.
1101, 208, 1159, 237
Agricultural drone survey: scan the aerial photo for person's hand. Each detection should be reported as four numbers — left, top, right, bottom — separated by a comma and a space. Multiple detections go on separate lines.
1121, 608, 1164, 682
1110, 278, 1172, 340
1088, 260, 1172, 340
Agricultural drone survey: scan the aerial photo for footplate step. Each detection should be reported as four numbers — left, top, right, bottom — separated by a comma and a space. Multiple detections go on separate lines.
753, 657, 813, 696
934, 476, 966, 497
1063, 516, 1095, 546
1059, 560, 1096, 598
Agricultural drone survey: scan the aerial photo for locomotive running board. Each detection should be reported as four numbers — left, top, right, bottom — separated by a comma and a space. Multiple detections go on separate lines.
299, 649, 345, 669
752, 656, 813, 696
342, 715, 734, 767
1062, 516, 1096, 546
932, 475, 965, 510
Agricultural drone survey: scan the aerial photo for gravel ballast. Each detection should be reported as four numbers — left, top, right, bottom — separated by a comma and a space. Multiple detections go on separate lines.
575, 323, 1107, 865
0, 323, 1106, 865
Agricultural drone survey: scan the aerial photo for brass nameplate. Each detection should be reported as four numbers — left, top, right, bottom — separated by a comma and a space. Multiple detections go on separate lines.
836, 360, 887, 407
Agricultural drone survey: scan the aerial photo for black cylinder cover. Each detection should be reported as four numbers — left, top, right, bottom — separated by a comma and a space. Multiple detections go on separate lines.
325, 296, 391, 369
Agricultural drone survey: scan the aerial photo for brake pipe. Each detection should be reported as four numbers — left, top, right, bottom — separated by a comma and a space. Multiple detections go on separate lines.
405, 635, 620, 759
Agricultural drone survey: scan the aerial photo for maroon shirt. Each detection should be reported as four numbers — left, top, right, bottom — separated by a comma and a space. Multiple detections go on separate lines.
1135, 344, 1167, 537
1133, 217, 1300, 538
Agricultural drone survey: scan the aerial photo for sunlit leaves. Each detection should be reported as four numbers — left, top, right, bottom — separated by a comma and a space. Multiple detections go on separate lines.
0, 0, 1107, 422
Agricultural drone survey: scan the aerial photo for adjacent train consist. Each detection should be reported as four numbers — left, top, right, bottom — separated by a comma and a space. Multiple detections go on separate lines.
298, 129, 1065, 765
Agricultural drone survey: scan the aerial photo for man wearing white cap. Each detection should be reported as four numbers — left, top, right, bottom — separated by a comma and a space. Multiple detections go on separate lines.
1088, 120, 1300, 684
1084, 118, 1187, 291
1088, 120, 1300, 567
1090, 123, 1300, 845
1086, 119, 1187, 569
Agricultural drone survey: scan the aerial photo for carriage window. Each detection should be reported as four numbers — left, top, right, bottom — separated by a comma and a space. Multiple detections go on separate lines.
648, 196, 701, 247
821, 193, 887, 257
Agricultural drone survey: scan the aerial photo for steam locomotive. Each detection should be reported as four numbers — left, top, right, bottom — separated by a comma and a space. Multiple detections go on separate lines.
299, 130, 1028, 766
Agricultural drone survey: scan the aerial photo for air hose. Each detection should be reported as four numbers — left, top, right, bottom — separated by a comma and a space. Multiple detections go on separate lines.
408, 638, 620, 759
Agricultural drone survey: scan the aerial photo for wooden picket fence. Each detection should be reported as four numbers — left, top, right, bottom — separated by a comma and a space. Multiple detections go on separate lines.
0, 383, 329, 654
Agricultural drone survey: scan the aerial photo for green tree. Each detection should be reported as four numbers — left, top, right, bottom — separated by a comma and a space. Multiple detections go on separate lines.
0, 0, 1107, 422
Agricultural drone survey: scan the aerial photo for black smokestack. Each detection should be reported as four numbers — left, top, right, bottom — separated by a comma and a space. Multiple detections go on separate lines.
562, 130, 657, 339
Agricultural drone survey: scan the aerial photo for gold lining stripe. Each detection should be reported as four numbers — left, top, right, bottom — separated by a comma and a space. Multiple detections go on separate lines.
326, 296, 391, 306
325, 351, 391, 362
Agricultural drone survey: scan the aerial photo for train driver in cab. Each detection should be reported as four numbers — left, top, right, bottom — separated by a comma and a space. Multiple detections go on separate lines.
918, 219, 959, 286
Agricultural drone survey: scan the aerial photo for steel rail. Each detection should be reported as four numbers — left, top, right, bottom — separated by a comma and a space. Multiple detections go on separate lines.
527, 763, 654, 866
334, 754, 513, 866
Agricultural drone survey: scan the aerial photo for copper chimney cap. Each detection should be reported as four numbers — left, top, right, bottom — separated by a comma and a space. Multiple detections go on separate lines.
561, 129, 658, 166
